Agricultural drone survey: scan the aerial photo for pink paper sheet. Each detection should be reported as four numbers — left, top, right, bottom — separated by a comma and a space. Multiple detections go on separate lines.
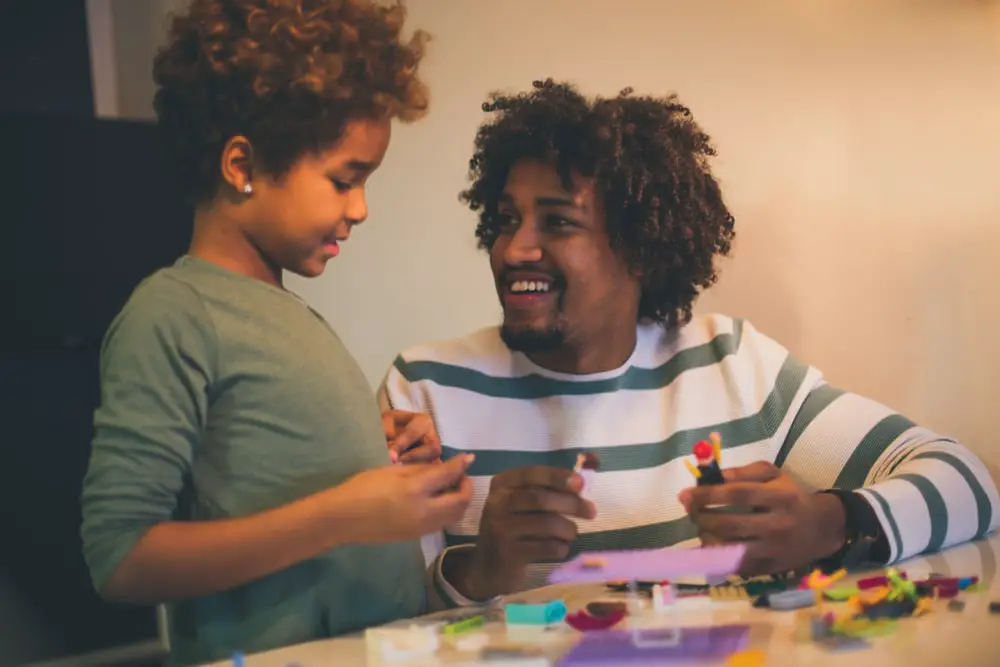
547, 544, 748, 584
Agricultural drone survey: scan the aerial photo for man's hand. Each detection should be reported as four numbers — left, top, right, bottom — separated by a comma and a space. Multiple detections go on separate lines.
678, 461, 847, 576
447, 466, 597, 600
382, 409, 442, 463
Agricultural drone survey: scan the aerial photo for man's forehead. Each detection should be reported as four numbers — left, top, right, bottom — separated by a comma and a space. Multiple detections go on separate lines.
503, 160, 595, 209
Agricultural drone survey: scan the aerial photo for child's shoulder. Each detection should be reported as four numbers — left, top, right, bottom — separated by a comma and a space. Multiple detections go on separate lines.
105, 267, 215, 351
122, 267, 208, 318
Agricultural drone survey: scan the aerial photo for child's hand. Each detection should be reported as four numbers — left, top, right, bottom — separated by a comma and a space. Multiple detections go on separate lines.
339, 454, 475, 542
381, 409, 442, 463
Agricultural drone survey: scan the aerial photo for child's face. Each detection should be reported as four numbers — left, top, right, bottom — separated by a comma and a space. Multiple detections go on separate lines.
243, 118, 392, 278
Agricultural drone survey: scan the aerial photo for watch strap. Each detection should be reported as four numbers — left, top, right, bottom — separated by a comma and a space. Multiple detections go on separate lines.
813, 489, 882, 572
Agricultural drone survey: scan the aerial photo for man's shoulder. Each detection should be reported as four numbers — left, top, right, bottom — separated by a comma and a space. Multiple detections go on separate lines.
636, 313, 745, 360
391, 326, 514, 376
636, 313, 790, 374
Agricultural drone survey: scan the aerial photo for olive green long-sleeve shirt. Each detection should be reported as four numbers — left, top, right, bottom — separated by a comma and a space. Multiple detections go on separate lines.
81, 256, 425, 665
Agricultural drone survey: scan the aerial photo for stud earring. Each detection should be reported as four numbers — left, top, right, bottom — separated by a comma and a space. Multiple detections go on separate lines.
242, 183, 253, 195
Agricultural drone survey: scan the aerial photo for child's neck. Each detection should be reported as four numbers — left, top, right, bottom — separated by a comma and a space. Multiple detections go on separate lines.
189, 205, 284, 287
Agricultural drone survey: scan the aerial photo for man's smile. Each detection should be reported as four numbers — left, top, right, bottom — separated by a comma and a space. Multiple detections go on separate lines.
500, 271, 561, 309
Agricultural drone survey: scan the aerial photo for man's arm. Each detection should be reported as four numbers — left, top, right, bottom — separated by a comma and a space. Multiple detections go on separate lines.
380, 359, 496, 609
776, 381, 999, 564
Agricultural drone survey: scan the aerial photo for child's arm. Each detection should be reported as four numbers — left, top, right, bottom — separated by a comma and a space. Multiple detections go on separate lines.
82, 279, 471, 604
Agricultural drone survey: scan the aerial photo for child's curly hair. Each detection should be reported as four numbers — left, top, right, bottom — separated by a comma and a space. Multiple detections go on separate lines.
153, 0, 430, 204
461, 79, 735, 329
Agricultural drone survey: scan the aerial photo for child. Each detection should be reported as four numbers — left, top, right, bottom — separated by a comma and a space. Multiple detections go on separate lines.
78, 1, 470, 664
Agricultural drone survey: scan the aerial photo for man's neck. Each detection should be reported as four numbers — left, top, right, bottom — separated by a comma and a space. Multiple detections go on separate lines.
525, 325, 638, 375
189, 205, 283, 287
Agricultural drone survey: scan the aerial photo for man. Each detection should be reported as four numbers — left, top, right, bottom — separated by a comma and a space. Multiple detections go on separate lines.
380, 79, 999, 605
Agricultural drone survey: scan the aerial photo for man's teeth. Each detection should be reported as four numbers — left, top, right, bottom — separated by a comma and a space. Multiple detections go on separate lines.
510, 280, 552, 294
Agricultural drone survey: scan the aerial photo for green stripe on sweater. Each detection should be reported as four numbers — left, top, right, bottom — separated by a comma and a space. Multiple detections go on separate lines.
442, 354, 810, 477
395, 320, 744, 399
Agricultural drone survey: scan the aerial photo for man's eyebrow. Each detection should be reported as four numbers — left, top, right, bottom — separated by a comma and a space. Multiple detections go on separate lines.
498, 192, 581, 208
536, 196, 579, 208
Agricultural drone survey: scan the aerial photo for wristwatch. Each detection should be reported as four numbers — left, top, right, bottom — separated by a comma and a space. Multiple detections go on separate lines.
813, 488, 883, 573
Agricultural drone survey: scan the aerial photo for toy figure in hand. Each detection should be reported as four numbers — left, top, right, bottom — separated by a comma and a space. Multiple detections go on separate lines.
684, 432, 724, 486
575, 452, 600, 499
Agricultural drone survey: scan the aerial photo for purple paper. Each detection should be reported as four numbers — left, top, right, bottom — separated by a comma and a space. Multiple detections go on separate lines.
557, 625, 750, 666
547, 544, 747, 584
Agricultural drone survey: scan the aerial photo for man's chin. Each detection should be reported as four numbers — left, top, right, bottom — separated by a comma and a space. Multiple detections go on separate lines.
499, 324, 565, 353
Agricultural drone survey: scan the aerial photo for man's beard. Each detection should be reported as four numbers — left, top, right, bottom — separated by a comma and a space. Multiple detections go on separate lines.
500, 323, 566, 353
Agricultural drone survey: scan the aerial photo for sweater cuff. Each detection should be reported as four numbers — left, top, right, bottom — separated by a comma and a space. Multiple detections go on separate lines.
432, 545, 502, 609
854, 485, 909, 564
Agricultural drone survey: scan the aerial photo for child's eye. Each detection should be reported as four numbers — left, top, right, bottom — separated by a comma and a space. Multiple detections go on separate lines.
331, 179, 353, 193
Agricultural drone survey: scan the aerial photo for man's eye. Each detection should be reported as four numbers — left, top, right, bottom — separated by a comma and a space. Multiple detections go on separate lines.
497, 213, 518, 230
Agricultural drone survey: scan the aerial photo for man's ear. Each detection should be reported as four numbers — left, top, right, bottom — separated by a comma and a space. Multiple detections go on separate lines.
220, 136, 254, 194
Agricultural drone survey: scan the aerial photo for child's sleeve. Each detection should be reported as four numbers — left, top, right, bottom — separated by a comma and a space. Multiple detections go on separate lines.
80, 277, 217, 596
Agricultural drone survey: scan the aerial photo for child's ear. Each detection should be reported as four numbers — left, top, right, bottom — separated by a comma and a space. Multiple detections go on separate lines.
220, 136, 254, 195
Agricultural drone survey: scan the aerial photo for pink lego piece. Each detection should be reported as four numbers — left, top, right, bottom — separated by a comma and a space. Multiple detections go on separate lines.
548, 545, 747, 584
857, 572, 907, 590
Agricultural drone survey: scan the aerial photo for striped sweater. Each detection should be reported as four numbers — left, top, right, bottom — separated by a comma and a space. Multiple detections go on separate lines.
378, 314, 999, 606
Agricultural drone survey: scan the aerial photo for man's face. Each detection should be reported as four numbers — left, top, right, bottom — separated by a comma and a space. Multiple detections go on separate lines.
490, 159, 640, 355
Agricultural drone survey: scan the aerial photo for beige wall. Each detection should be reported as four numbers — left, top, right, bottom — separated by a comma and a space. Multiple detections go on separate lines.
98, 0, 1000, 463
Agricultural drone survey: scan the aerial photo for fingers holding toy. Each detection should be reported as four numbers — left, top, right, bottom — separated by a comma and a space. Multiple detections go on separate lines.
722, 461, 782, 484
459, 466, 597, 599
382, 409, 442, 463
682, 477, 796, 515
681, 467, 851, 576
339, 454, 475, 542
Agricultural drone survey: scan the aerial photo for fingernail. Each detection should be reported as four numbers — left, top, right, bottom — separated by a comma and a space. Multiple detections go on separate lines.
389, 450, 398, 463
678, 489, 692, 506
463, 453, 476, 464
567, 475, 583, 491
586, 501, 597, 519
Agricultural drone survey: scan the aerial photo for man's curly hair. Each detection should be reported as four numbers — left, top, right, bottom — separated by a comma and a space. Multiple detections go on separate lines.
153, 0, 430, 204
460, 79, 735, 329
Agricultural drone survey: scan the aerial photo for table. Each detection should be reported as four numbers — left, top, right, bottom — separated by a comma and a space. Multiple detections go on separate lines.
203, 534, 1000, 666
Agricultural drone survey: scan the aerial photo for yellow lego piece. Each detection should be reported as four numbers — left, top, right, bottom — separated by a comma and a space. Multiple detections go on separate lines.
709, 431, 723, 465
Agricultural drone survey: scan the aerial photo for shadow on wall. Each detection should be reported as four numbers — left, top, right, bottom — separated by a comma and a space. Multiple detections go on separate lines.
908, 220, 1000, 459
695, 202, 803, 356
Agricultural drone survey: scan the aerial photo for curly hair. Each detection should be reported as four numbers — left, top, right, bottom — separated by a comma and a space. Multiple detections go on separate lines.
460, 79, 735, 329
153, 0, 430, 204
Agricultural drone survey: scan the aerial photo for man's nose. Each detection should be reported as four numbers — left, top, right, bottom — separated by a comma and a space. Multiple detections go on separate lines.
504, 219, 543, 265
